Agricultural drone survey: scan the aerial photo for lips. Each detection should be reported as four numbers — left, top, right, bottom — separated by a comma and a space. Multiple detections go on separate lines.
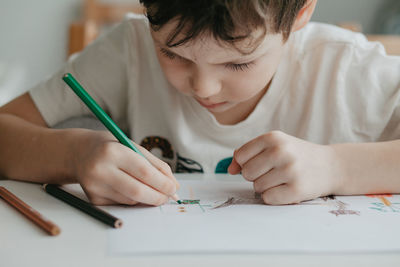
196, 99, 227, 109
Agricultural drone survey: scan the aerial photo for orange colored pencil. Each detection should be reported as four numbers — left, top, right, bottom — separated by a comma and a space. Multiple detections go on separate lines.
0, 186, 60, 236
379, 196, 392, 207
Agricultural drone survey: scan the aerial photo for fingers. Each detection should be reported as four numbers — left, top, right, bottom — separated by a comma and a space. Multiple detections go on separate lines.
136, 143, 180, 190
240, 150, 276, 181
112, 169, 169, 206
86, 197, 117, 206
83, 166, 167, 206
102, 186, 139, 206
117, 145, 177, 197
87, 195, 136, 206
253, 168, 287, 193
228, 158, 241, 174
82, 179, 139, 206
233, 136, 268, 168
77, 134, 177, 206
261, 184, 301, 205
233, 131, 287, 169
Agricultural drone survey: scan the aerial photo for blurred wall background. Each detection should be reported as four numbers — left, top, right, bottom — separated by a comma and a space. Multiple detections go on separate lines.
0, 0, 399, 105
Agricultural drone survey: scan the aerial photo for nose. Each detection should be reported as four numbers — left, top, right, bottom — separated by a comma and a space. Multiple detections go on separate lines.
189, 68, 222, 98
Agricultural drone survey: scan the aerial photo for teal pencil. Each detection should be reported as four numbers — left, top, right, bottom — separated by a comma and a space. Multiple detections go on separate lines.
62, 73, 180, 203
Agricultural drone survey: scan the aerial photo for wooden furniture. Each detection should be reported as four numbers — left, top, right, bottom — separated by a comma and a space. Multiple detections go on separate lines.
67, 0, 144, 57
68, 4, 400, 57
338, 22, 400, 56
366, 35, 400, 56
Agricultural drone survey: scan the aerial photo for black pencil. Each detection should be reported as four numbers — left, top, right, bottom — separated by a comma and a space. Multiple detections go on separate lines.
43, 184, 123, 228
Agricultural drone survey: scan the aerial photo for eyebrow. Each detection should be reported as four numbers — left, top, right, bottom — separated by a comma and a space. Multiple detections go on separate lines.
153, 38, 261, 65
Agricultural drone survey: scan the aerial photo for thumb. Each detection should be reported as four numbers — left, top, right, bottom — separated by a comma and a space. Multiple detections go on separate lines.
228, 157, 241, 175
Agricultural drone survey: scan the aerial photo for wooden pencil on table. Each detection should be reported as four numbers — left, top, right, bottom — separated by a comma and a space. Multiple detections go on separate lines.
0, 186, 60, 236
43, 184, 123, 228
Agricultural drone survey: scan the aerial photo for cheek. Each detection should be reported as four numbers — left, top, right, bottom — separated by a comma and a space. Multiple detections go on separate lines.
158, 57, 190, 94
225, 66, 273, 100
226, 54, 282, 100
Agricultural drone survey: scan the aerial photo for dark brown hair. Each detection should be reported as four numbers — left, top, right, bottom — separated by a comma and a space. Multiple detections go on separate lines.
140, 0, 307, 52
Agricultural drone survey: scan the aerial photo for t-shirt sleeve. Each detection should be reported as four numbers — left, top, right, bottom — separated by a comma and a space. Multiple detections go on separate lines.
315, 30, 400, 142
29, 18, 132, 129
347, 39, 400, 141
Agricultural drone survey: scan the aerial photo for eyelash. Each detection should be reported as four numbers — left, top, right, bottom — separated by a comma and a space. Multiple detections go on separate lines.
160, 48, 177, 60
159, 47, 254, 72
225, 62, 253, 72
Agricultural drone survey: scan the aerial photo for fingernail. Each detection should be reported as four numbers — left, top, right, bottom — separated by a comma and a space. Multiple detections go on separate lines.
171, 193, 180, 202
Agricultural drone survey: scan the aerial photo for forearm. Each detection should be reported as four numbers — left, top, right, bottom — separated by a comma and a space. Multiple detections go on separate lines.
332, 140, 400, 195
0, 114, 77, 184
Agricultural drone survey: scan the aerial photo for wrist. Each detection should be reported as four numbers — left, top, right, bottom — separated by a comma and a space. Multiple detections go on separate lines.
328, 141, 400, 196
53, 128, 93, 183
325, 144, 347, 196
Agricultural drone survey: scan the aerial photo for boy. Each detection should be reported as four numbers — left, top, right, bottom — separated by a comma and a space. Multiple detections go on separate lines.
0, 0, 399, 206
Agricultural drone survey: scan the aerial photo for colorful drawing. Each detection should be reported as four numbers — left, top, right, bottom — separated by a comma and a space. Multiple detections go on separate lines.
178, 207, 186, 212
325, 196, 360, 216
212, 197, 236, 209
368, 202, 400, 213
179, 199, 200, 204
211, 196, 264, 209
329, 202, 360, 216
299, 195, 360, 216
366, 194, 400, 213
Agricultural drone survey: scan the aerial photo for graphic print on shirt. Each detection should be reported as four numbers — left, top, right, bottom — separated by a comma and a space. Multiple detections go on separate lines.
215, 157, 233, 173
140, 136, 234, 174
140, 136, 204, 173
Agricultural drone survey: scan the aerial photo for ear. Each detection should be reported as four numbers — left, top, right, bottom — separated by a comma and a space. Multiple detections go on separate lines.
292, 0, 318, 32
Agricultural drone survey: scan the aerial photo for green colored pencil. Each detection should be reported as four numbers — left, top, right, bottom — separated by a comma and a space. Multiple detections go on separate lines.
62, 73, 144, 157
62, 73, 180, 202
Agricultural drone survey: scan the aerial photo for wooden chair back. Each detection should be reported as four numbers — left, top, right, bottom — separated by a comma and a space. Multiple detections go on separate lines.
338, 22, 400, 56
69, 9, 400, 57
68, 0, 144, 56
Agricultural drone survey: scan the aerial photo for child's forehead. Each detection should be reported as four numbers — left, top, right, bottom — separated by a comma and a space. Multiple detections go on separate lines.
151, 23, 284, 63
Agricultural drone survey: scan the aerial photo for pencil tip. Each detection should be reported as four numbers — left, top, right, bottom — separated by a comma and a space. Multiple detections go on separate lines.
115, 220, 123, 228
51, 226, 61, 236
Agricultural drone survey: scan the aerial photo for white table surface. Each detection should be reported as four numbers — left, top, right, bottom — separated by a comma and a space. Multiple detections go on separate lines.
1, 174, 400, 267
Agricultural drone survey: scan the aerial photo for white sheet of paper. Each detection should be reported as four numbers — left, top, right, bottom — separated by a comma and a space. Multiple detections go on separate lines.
101, 177, 400, 255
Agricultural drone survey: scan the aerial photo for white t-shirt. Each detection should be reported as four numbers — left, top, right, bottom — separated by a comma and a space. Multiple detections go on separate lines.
29, 13, 400, 174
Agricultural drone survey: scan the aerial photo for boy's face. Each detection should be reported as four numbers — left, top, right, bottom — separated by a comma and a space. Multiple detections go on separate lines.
151, 22, 286, 124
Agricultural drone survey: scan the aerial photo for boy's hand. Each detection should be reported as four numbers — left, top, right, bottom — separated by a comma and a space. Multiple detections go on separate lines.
71, 130, 179, 206
228, 131, 341, 205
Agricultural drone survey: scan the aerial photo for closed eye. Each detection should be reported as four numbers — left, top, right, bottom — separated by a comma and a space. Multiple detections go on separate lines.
159, 47, 181, 60
160, 46, 254, 71
225, 62, 254, 72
